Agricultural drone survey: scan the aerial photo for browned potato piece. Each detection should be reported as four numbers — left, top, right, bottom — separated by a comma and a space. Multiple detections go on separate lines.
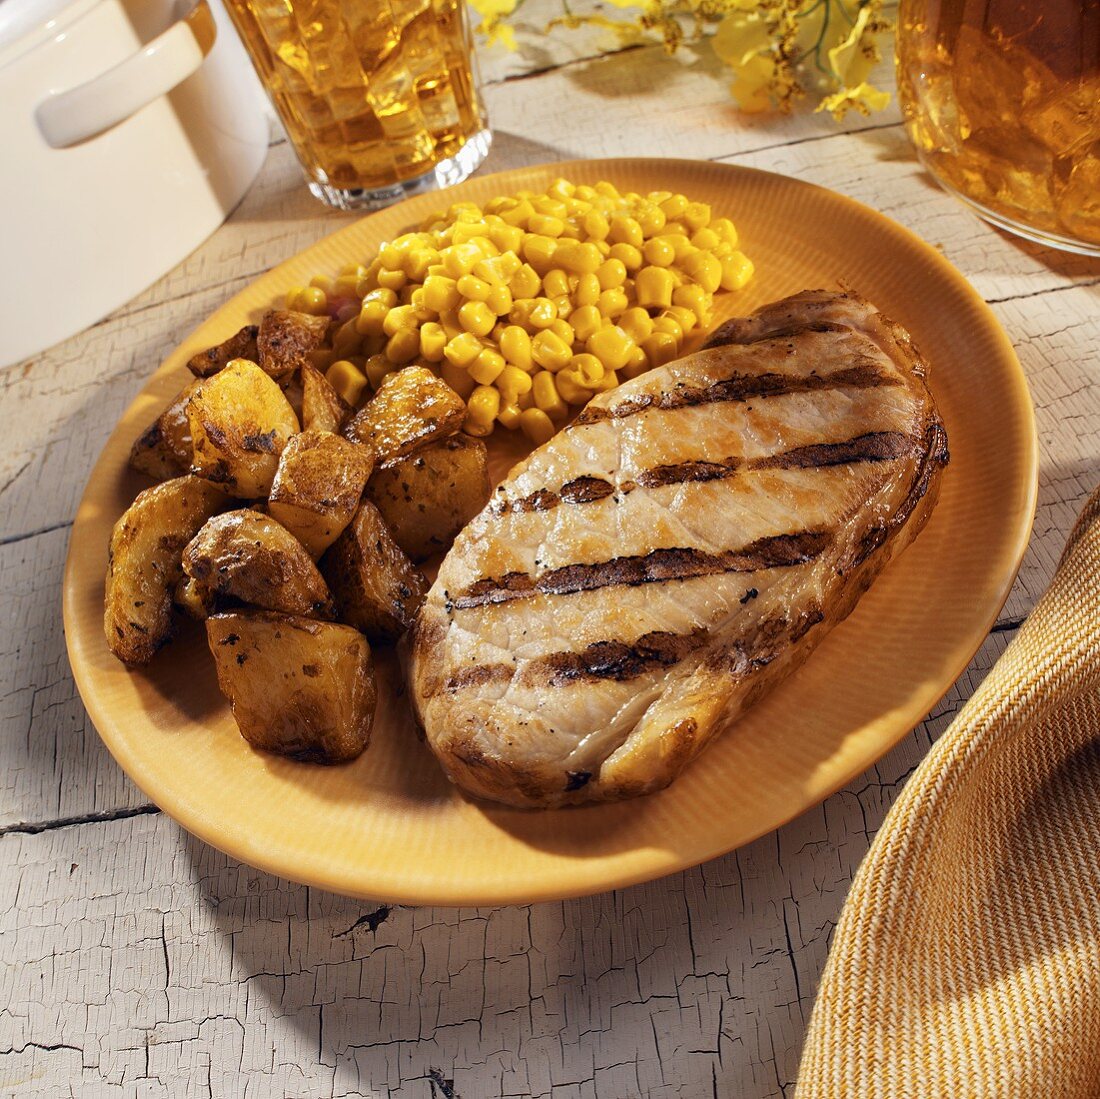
366, 435, 490, 561
206, 611, 376, 763
301, 363, 351, 433
187, 359, 299, 497
182, 510, 334, 618
187, 324, 259, 378
257, 310, 330, 379
343, 366, 466, 465
319, 500, 427, 641
128, 378, 204, 481
268, 431, 374, 559
104, 475, 227, 665
174, 575, 213, 620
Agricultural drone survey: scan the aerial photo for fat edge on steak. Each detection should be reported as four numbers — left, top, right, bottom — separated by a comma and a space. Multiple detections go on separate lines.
410, 290, 950, 808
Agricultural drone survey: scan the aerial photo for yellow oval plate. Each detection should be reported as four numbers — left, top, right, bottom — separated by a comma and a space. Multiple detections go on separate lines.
64, 159, 1037, 906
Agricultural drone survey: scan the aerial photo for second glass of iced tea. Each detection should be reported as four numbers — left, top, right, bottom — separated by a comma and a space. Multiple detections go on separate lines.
223, 0, 491, 210
896, 0, 1100, 255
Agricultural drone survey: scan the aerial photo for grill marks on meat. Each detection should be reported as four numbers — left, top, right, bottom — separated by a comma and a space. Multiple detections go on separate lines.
572, 363, 898, 427
451, 532, 832, 610
410, 290, 949, 808
492, 431, 919, 516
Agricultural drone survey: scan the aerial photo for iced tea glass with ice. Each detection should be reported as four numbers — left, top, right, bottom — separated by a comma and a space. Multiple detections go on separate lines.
896, 0, 1100, 255
223, 0, 491, 210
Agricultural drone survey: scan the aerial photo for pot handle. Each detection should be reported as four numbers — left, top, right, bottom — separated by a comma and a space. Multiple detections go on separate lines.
35, 0, 218, 149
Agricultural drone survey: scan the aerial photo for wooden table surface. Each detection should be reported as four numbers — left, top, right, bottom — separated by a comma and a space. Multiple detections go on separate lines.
3, 14, 1099, 1097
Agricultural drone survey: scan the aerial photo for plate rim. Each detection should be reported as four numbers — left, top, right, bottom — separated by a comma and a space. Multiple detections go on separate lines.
63, 156, 1039, 905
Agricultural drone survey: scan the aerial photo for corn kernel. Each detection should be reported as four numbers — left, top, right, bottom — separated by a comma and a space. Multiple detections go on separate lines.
422, 274, 460, 314
533, 370, 568, 420
376, 267, 406, 291
531, 330, 573, 372
498, 365, 534, 404
542, 268, 570, 299
517, 390, 535, 410
462, 386, 499, 438
642, 236, 678, 268
635, 266, 675, 310
525, 298, 558, 329
528, 213, 565, 238
522, 235, 558, 275
593, 368, 620, 392
711, 217, 739, 246
719, 250, 755, 290
331, 317, 362, 355
519, 407, 556, 446
498, 198, 534, 227
548, 318, 575, 346
419, 322, 447, 363
547, 177, 575, 201
663, 305, 698, 333
575, 272, 601, 306
672, 283, 710, 322
486, 283, 513, 317
533, 195, 567, 219
621, 344, 650, 379
554, 240, 603, 274
509, 263, 541, 299
458, 300, 497, 337
635, 202, 666, 237
568, 354, 606, 387
642, 331, 679, 368
595, 181, 621, 199
556, 369, 593, 406
497, 401, 523, 430
362, 354, 392, 392
474, 253, 520, 284
470, 348, 506, 386
325, 359, 368, 406
356, 299, 390, 336
499, 325, 533, 371
652, 314, 684, 343
385, 328, 420, 364
608, 216, 643, 248
680, 251, 722, 294
439, 358, 477, 399
682, 201, 711, 231
618, 307, 654, 343
608, 243, 643, 273
690, 228, 721, 251
586, 325, 635, 372
443, 331, 483, 368
659, 194, 688, 220
456, 274, 493, 302
442, 243, 483, 278
551, 294, 573, 321
597, 287, 629, 317
438, 310, 463, 340
582, 210, 610, 241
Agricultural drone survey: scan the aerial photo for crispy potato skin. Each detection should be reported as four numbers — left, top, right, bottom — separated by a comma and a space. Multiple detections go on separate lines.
320, 500, 427, 642
301, 364, 352, 434
206, 611, 376, 763
104, 475, 228, 665
182, 510, 335, 618
187, 325, 259, 378
343, 366, 466, 465
268, 430, 374, 559
187, 359, 300, 497
366, 435, 490, 561
257, 310, 330, 379
128, 378, 205, 481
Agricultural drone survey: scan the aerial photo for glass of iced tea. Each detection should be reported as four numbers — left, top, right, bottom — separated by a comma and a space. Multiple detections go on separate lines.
222, 0, 491, 210
896, 0, 1100, 255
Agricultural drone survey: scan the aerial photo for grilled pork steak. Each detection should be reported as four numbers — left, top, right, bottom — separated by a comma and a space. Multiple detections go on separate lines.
410, 290, 949, 807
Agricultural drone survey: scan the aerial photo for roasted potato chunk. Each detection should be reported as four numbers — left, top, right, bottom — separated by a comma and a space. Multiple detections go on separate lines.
319, 500, 427, 641
182, 510, 334, 618
257, 310, 330, 379
104, 475, 227, 665
268, 431, 374, 559
128, 378, 205, 481
301, 363, 352, 433
366, 435, 490, 561
187, 324, 259, 378
343, 366, 466, 465
207, 611, 376, 763
187, 359, 299, 497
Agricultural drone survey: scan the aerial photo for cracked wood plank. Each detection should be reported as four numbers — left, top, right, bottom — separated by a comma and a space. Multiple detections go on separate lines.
0, 628, 1012, 1099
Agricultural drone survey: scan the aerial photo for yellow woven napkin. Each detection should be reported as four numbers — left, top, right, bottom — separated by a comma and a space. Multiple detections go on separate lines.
796, 485, 1100, 1099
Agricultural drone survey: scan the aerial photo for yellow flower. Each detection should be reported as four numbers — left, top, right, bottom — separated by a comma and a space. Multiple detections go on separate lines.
816, 81, 891, 119
467, 0, 517, 17
713, 10, 773, 67
485, 19, 517, 49
729, 53, 777, 112
825, 3, 877, 87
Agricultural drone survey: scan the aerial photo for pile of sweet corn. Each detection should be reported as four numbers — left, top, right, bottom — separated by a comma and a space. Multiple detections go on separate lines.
284, 178, 754, 446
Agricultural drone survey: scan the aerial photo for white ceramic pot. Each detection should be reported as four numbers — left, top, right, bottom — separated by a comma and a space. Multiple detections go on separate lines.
0, 0, 271, 367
